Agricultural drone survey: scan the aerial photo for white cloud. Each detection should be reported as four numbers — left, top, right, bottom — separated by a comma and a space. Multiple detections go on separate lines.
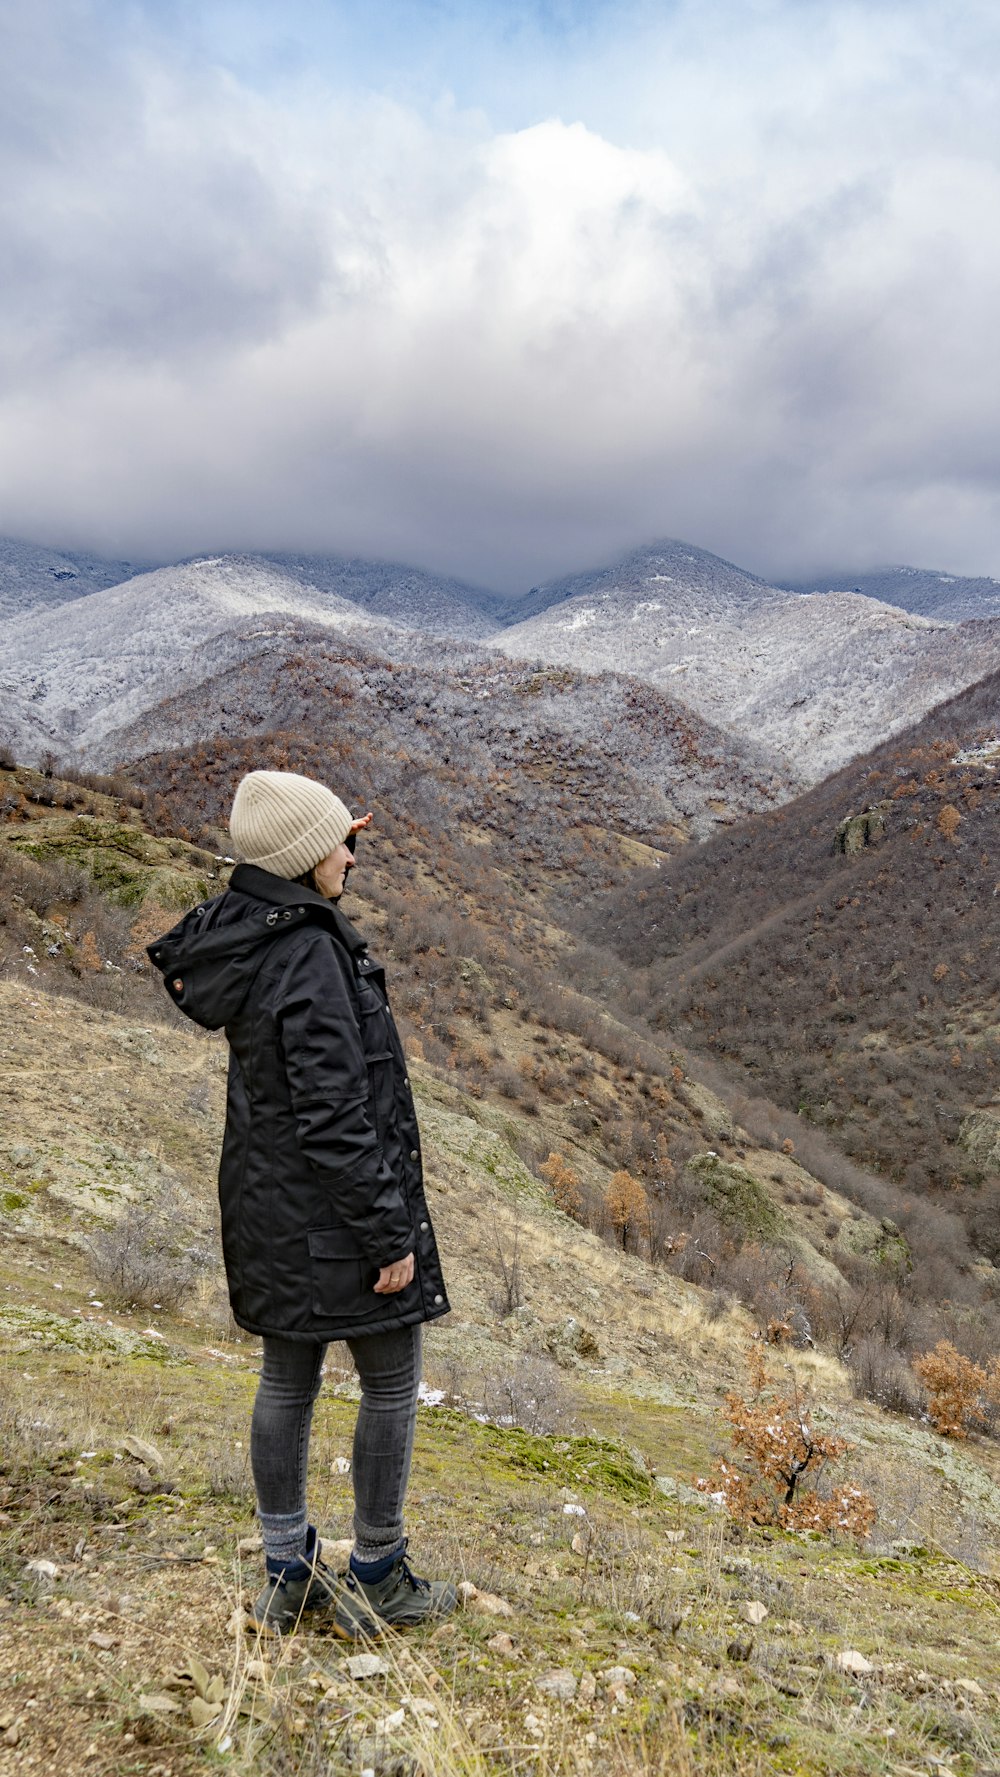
0, 0, 998, 586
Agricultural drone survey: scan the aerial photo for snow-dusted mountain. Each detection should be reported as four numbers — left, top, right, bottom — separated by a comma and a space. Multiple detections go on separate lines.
257, 551, 504, 639
784, 565, 1000, 624
498, 539, 777, 626
0, 535, 154, 622
3, 531, 998, 789
494, 542, 1000, 778
0, 554, 471, 759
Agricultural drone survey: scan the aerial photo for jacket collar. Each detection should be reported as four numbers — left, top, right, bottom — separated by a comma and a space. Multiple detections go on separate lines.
229, 863, 368, 956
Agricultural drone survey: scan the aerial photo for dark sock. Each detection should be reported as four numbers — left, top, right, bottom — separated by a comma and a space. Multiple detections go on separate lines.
265, 1525, 324, 1584
350, 1544, 403, 1583
265, 1552, 312, 1582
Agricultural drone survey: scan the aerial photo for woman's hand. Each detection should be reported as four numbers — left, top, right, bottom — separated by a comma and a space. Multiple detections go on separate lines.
373, 1252, 414, 1294
349, 811, 374, 838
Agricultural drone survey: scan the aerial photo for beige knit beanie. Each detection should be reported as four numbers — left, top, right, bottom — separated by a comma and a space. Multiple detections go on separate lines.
229, 770, 353, 879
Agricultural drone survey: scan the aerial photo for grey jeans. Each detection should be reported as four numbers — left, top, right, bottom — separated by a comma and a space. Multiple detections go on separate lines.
250, 1323, 422, 1566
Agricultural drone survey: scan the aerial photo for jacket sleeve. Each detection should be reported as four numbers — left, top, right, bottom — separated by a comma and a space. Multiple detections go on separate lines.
274, 932, 413, 1268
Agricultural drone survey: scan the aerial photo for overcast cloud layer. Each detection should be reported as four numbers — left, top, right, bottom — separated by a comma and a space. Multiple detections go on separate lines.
1, 0, 998, 590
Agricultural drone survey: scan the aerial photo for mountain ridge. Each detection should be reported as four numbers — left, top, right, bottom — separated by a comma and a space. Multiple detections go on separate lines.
4, 531, 999, 793
784, 563, 1000, 623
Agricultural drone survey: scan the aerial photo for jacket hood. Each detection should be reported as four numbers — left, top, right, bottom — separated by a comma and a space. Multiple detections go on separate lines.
147, 863, 367, 1030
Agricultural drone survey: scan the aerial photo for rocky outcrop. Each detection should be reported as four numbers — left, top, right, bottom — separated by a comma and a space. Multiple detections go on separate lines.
685, 1152, 783, 1241
836, 1211, 910, 1269
959, 1109, 1000, 1174
834, 802, 891, 855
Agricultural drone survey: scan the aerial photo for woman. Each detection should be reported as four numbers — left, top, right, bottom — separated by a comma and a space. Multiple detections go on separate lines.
149, 768, 455, 1635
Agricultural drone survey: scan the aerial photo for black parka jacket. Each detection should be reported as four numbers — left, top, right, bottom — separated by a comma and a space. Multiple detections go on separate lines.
148, 864, 449, 1341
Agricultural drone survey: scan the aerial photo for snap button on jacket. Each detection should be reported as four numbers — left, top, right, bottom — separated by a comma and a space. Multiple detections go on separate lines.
148, 864, 449, 1341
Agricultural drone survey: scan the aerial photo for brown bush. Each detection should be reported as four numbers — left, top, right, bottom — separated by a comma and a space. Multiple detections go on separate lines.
912, 1339, 1000, 1438
605, 1169, 650, 1251
539, 1151, 583, 1219
697, 1346, 875, 1537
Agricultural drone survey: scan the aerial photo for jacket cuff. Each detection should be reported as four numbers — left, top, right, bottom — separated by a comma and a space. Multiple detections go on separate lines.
370, 1232, 416, 1270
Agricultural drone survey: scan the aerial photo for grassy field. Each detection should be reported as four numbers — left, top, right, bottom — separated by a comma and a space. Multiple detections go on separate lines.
2, 774, 1000, 1774
3, 1134, 1000, 1775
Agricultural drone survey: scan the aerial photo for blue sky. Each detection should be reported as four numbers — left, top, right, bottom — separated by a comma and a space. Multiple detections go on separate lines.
0, 0, 998, 586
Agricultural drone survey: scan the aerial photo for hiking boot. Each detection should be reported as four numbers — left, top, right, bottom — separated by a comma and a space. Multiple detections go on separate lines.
333, 1542, 457, 1637
248, 1529, 348, 1637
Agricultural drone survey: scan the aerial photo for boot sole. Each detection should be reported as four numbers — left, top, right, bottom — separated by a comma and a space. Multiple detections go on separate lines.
245, 1605, 363, 1640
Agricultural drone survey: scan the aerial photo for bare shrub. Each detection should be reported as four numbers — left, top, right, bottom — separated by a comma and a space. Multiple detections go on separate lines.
488, 1212, 524, 1317
477, 1354, 574, 1435
88, 1194, 204, 1310
848, 1337, 922, 1417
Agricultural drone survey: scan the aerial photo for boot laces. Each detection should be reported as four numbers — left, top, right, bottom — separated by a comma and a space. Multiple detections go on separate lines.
399, 1555, 429, 1594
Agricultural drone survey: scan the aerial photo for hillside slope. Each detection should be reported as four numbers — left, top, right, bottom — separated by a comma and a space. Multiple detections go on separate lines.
596, 670, 1000, 1209
0, 556, 459, 760
498, 539, 778, 626
258, 549, 505, 637
104, 635, 796, 857
3, 954, 1000, 1771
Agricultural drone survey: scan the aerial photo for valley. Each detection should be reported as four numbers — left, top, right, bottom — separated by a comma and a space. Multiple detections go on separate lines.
0, 529, 999, 1775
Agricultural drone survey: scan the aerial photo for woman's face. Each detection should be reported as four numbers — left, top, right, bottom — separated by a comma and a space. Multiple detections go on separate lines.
312, 841, 355, 901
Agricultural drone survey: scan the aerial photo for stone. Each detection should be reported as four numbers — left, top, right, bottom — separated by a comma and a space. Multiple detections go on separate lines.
684, 1152, 782, 1241
123, 1434, 165, 1470
27, 1558, 59, 1583
138, 1693, 183, 1715
601, 1666, 636, 1688
320, 1537, 353, 1569
487, 1632, 516, 1655
373, 1708, 406, 1735
578, 1672, 597, 1703
836, 1650, 874, 1676
833, 804, 890, 855
457, 1580, 513, 1617
536, 1669, 577, 1702
741, 1601, 768, 1626
347, 1654, 388, 1680
955, 1677, 986, 1701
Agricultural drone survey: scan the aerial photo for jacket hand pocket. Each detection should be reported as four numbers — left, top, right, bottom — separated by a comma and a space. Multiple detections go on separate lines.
307, 1225, 383, 1321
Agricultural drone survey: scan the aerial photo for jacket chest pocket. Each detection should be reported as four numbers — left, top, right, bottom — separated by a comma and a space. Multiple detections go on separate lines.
357, 980, 392, 1057
307, 1226, 384, 1321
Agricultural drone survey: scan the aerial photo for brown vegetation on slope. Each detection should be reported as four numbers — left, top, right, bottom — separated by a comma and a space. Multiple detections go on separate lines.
5, 734, 1000, 1424
596, 673, 1000, 1217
